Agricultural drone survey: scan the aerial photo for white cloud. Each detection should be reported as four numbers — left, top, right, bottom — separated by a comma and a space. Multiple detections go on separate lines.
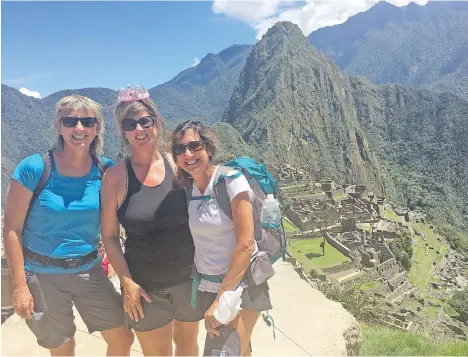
19, 87, 41, 99
213, 0, 429, 40
192, 57, 201, 67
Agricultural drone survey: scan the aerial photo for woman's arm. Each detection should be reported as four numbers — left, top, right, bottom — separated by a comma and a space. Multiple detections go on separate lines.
204, 191, 255, 335
3, 180, 35, 319
100, 165, 151, 321
217, 191, 255, 295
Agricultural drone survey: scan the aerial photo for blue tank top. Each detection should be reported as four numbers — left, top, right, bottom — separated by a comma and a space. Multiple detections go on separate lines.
11, 153, 114, 274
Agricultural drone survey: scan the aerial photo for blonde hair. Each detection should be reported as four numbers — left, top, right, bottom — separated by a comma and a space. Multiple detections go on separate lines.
52, 95, 105, 155
114, 98, 165, 154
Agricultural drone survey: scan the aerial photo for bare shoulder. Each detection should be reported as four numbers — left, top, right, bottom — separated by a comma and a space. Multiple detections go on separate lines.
103, 160, 126, 186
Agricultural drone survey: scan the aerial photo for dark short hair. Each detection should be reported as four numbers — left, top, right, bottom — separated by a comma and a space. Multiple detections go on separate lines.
170, 120, 219, 186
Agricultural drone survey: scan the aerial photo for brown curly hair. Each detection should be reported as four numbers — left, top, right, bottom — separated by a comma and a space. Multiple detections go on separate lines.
169, 120, 220, 187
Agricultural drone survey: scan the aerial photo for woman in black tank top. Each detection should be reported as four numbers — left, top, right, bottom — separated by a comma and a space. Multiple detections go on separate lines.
100, 87, 203, 356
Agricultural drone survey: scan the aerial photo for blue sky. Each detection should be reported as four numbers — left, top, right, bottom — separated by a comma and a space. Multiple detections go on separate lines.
2, 1, 257, 97
2, 1, 427, 99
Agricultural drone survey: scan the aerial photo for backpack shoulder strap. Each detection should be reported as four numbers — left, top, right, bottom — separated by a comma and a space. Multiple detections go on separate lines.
91, 154, 109, 175
213, 165, 241, 221
214, 178, 232, 220
30, 150, 54, 209
185, 180, 194, 203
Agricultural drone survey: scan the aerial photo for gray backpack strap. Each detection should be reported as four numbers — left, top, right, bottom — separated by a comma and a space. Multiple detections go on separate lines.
186, 180, 194, 205
213, 166, 237, 220
214, 179, 232, 220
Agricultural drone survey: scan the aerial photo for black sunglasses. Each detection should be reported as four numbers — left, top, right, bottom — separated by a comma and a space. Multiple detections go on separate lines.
121, 116, 155, 131
61, 117, 97, 128
173, 140, 205, 156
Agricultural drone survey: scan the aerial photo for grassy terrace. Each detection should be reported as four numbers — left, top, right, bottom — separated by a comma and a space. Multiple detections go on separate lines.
408, 223, 449, 294
379, 204, 405, 224
288, 238, 350, 273
379, 205, 455, 317
359, 280, 379, 291
360, 325, 468, 356
282, 217, 298, 233
289, 191, 325, 199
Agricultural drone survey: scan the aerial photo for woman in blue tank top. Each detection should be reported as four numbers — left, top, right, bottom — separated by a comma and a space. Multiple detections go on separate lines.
3, 95, 134, 355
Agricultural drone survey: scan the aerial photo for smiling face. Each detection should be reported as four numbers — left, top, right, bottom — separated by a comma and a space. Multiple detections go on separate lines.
123, 111, 158, 150
59, 109, 98, 152
174, 129, 212, 177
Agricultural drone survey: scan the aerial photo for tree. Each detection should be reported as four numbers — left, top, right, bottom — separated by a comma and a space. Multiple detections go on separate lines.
449, 288, 468, 324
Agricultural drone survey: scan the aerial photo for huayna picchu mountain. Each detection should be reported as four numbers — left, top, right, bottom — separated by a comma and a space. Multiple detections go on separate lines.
223, 21, 468, 251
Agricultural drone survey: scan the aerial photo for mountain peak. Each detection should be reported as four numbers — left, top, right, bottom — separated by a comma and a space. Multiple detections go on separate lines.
262, 21, 305, 41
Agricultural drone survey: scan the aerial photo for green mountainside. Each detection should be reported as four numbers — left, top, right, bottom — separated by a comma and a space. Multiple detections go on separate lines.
223, 22, 468, 251
308, 1, 468, 100
149, 45, 252, 126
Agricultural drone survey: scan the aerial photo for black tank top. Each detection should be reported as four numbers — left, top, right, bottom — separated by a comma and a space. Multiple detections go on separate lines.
117, 154, 195, 290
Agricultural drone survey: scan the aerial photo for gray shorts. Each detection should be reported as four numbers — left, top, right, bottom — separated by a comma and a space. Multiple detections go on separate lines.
125, 279, 204, 332
25, 264, 126, 349
197, 282, 272, 314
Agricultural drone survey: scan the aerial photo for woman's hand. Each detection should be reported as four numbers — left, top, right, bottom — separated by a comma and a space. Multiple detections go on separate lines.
122, 279, 152, 322
204, 300, 221, 338
12, 285, 34, 319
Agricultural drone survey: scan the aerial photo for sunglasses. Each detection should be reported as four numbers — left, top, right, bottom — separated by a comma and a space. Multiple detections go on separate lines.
173, 140, 205, 156
61, 117, 97, 128
121, 116, 155, 131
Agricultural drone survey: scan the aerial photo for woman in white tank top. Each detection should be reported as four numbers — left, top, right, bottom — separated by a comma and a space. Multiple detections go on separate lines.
170, 121, 272, 356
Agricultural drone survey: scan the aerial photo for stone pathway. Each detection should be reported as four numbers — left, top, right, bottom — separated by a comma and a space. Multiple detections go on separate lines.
2, 261, 360, 356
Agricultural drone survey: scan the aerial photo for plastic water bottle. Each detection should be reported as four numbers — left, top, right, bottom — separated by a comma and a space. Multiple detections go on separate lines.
261, 194, 281, 226
213, 286, 243, 324
203, 325, 241, 356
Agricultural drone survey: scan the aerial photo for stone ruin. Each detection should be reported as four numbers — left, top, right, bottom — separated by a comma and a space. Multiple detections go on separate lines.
268, 163, 312, 187
433, 250, 468, 294
286, 196, 337, 231
270, 168, 467, 338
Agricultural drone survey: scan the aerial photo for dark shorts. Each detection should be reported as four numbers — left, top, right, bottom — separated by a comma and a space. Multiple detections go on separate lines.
125, 279, 204, 332
197, 282, 272, 314
25, 264, 126, 349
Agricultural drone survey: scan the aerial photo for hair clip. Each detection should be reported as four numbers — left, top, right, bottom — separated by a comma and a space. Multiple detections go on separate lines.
117, 84, 150, 103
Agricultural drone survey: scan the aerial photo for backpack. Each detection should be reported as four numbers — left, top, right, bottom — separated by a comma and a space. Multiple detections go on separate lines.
189, 157, 286, 264
28, 150, 109, 212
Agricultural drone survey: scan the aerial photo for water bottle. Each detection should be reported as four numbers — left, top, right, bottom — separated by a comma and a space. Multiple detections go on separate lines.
203, 325, 241, 356
261, 194, 281, 226
213, 286, 243, 324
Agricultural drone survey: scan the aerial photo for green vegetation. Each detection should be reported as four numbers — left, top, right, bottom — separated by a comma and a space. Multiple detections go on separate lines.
390, 232, 413, 270
359, 280, 379, 291
318, 283, 385, 324
282, 218, 298, 233
288, 238, 350, 273
380, 206, 405, 224
360, 325, 468, 356
422, 306, 440, 319
449, 289, 468, 324
408, 223, 449, 294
